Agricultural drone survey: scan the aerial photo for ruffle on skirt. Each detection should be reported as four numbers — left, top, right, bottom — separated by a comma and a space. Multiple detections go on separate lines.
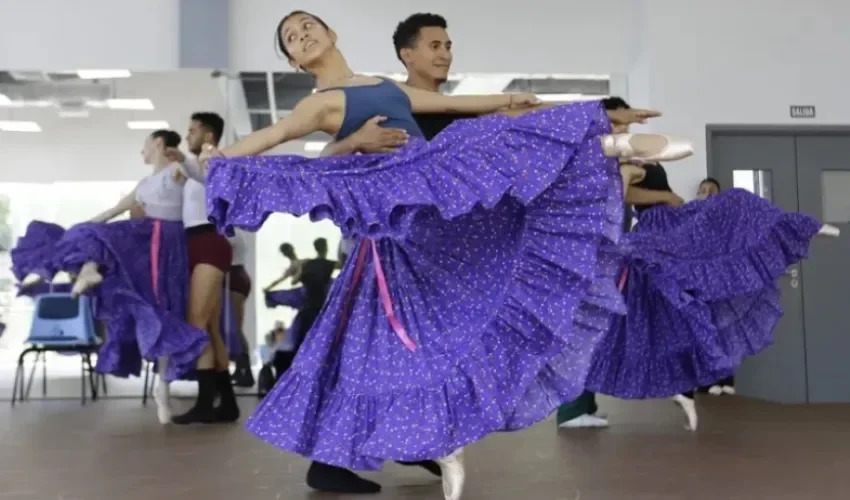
624, 190, 821, 301
10, 221, 66, 281
206, 101, 626, 469
586, 192, 817, 398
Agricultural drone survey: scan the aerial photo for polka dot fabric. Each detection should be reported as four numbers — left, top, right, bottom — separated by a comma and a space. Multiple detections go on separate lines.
11, 219, 209, 381
585, 189, 822, 398
206, 102, 625, 470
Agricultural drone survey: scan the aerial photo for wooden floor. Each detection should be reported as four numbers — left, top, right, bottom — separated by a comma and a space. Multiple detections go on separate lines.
1, 391, 848, 499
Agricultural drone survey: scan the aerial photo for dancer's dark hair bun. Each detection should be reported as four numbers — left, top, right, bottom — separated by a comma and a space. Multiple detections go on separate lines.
150, 129, 181, 148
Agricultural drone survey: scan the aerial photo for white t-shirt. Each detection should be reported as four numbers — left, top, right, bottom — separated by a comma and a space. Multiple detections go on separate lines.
229, 230, 247, 266
182, 178, 208, 228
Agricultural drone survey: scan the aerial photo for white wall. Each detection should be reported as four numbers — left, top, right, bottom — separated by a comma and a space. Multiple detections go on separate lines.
641, 0, 850, 197
0, 0, 180, 71
229, 0, 638, 74
0, 70, 226, 182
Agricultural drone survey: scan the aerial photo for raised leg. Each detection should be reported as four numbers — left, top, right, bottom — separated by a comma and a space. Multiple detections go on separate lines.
601, 134, 694, 163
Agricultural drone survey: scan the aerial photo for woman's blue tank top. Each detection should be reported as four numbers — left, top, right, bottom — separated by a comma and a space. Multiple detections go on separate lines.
320, 78, 425, 140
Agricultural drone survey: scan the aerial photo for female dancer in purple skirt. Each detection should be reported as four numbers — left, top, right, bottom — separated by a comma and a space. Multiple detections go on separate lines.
10, 130, 209, 392
584, 160, 839, 431
195, 10, 693, 500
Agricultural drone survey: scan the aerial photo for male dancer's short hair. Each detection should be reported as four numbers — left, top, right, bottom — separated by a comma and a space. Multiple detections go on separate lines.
392, 13, 448, 63
191, 112, 225, 145
602, 96, 630, 111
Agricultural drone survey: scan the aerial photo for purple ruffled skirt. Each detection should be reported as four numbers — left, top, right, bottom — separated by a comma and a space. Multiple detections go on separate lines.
206, 102, 625, 469
11, 218, 209, 381
585, 189, 821, 398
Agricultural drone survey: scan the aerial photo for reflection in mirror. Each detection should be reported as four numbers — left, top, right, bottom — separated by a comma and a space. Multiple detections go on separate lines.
821, 170, 850, 224
733, 169, 773, 202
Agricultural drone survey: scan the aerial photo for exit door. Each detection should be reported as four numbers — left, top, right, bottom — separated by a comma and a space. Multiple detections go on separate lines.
708, 127, 850, 403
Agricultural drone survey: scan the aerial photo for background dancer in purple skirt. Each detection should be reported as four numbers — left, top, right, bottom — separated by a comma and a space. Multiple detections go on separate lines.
10, 130, 209, 404
193, 10, 694, 500
583, 104, 839, 431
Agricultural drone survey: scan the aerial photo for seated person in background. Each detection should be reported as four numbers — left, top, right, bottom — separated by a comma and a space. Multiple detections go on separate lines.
696, 177, 721, 200
257, 321, 289, 398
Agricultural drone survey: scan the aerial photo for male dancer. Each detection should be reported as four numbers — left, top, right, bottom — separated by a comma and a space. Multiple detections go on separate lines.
163, 112, 240, 425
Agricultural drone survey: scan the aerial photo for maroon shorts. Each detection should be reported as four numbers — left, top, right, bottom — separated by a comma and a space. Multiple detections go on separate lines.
228, 265, 252, 296
186, 224, 232, 272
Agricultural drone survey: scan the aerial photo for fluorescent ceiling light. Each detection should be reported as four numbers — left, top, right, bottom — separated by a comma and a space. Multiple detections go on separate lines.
77, 69, 132, 79
0, 120, 42, 132
537, 94, 607, 102
107, 98, 154, 110
0, 94, 11, 106
58, 109, 90, 118
127, 120, 170, 130
304, 141, 328, 152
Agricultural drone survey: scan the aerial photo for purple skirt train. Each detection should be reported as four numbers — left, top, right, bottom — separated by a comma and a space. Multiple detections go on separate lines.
206, 102, 625, 469
585, 189, 821, 398
11, 219, 209, 381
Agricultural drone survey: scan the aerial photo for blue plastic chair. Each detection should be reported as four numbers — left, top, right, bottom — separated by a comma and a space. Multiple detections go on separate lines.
11, 292, 101, 406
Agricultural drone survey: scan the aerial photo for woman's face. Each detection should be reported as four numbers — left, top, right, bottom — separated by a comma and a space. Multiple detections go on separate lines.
696, 182, 720, 200
140, 135, 160, 165
280, 13, 335, 69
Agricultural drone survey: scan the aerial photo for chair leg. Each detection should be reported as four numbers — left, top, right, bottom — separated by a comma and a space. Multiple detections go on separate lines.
142, 362, 151, 406
24, 351, 41, 401
86, 355, 98, 401
41, 351, 47, 397
80, 355, 87, 406
11, 352, 26, 407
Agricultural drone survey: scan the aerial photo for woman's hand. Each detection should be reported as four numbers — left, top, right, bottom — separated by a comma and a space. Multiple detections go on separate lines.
508, 93, 541, 109
608, 108, 662, 125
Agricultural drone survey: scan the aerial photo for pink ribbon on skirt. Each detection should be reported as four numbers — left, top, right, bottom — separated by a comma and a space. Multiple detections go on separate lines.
617, 266, 629, 292
336, 239, 417, 352
149, 219, 162, 305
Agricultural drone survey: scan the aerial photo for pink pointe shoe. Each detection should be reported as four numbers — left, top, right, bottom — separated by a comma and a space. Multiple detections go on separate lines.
603, 134, 694, 163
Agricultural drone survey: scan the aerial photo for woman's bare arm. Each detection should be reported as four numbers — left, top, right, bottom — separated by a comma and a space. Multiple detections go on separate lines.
89, 188, 138, 223
221, 94, 334, 157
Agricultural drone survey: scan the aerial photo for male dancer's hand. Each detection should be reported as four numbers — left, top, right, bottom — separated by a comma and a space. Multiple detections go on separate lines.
608, 108, 661, 125
349, 116, 409, 153
165, 147, 185, 164
199, 144, 223, 171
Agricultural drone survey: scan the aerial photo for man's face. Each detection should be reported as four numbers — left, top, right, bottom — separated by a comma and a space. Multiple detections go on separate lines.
402, 26, 452, 82
185, 120, 209, 156
612, 107, 630, 134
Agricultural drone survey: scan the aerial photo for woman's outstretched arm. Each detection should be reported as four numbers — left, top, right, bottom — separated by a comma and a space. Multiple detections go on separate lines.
89, 189, 138, 223
220, 94, 332, 157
